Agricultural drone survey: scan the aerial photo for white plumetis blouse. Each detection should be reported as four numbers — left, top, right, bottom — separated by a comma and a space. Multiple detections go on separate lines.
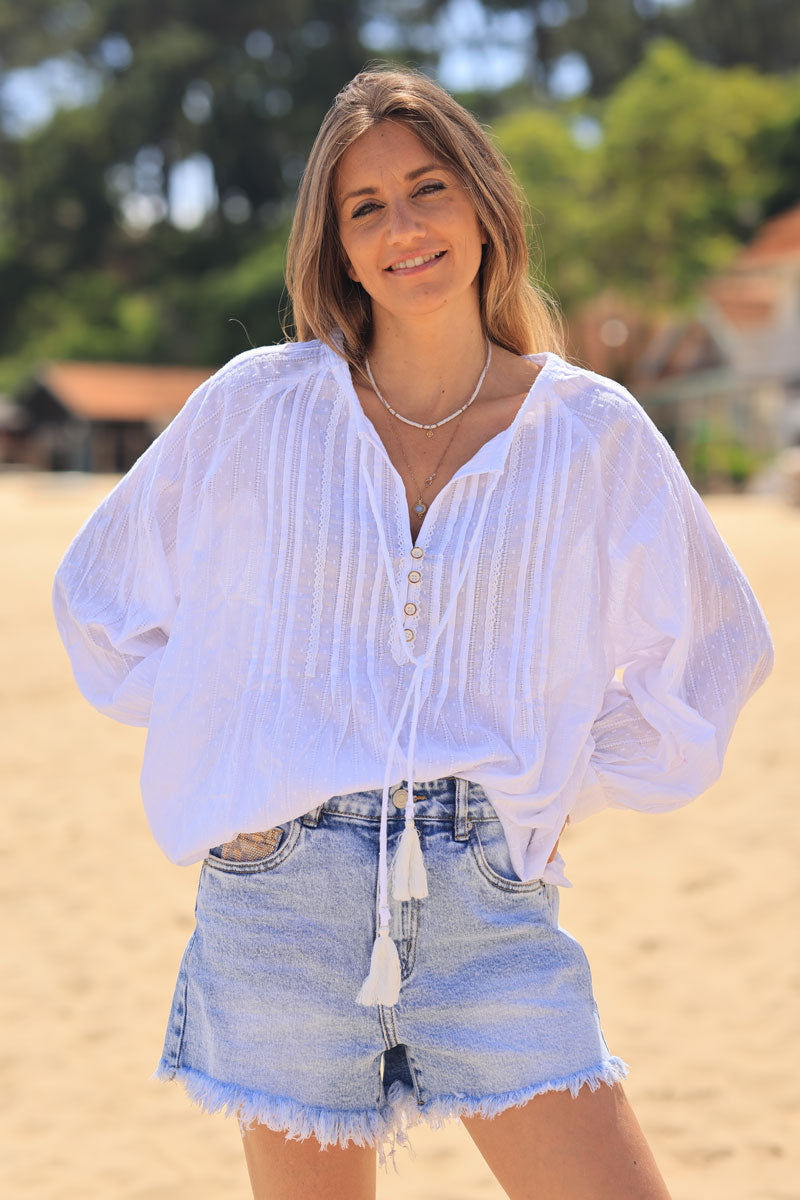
53, 338, 774, 896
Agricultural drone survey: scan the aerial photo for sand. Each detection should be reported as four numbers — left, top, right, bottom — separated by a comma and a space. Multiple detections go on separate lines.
1, 471, 797, 1200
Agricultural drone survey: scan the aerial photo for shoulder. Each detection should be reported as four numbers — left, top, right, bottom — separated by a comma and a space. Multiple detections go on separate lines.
543, 354, 644, 429
204, 338, 331, 400
146, 340, 332, 468
171, 339, 333, 440
542, 353, 671, 466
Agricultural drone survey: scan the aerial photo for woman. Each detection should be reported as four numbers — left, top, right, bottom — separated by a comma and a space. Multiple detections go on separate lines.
53, 68, 773, 1199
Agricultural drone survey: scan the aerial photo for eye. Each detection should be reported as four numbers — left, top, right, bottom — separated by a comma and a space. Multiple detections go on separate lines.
349, 180, 445, 219
351, 200, 380, 219
415, 181, 445, 197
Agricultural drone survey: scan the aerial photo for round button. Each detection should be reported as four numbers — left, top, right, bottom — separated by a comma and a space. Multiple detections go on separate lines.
410, 546, 424, 560
404, 628, 415, 642
404, 602, 417, 616
392, 787, 408, 808
408, 570, 421, 584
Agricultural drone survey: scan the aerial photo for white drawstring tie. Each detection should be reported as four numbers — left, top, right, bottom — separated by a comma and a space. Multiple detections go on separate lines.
355, 438, 504, 1007
354, 660, 428, 1007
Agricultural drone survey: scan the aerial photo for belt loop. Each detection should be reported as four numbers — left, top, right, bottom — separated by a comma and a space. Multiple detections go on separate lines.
301, 803, 325, 828
453, 777, 471, 841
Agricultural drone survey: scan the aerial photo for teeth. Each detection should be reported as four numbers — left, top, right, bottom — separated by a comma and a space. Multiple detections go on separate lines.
390, 252, 441, 271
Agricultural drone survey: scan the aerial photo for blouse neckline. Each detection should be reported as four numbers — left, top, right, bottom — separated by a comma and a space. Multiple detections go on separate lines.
324, 339, 558, 483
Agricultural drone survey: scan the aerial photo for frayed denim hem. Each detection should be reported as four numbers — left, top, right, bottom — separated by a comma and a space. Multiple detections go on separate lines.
152, 1054, 630, 1174
151, 1060, 416, 1172
386, 1054, 632, 1135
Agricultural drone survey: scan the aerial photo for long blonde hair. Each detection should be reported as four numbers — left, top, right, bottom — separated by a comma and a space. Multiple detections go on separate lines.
284, 66, 565, 368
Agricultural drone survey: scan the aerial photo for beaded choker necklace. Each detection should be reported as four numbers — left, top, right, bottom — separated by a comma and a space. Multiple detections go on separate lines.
364, 340, 492, 439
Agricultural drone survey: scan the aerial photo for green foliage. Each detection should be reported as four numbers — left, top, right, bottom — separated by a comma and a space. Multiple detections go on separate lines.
660, 0, 800, 78
494, 40, 800, 312
1, 3, 800, 383
482, 0, 800, 99
0, 0, 366, 372
689, 424, 767, 490
597, 41, 798, 302
491, 106, 601, 309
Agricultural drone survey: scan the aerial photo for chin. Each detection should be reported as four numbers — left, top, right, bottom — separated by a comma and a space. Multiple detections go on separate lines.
376, 285, 475, 321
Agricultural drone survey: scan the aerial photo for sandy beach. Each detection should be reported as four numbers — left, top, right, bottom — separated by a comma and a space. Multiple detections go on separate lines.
1, 470, 797, 1200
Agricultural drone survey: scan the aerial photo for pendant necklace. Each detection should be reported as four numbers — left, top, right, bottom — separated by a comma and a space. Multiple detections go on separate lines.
390, 404, 467, 519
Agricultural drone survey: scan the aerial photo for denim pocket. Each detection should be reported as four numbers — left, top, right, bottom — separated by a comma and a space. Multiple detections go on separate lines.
468, 819, 546, 893
205, 820, 300, 874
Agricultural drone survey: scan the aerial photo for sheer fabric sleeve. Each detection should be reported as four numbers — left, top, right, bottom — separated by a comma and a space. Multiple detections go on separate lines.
569, 390, 774, 824
52, 377, 212, 726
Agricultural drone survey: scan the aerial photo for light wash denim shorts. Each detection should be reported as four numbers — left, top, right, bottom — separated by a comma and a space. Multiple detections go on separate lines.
154, 777, 629, 1169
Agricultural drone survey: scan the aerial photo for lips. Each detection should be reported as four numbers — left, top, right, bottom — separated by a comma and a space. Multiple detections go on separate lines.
386, 250, 446, 271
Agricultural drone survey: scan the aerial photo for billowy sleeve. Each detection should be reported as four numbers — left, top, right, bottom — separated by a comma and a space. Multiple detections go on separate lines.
569, 390, 774, 823
52, 376, 212, 726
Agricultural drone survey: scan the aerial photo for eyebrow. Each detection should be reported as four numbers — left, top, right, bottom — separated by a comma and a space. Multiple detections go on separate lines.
339, 163, 443, 207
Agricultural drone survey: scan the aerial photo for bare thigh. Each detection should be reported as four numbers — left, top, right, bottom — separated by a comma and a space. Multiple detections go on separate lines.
461, 1082, 672, 1200
241, 1123, 376, 1200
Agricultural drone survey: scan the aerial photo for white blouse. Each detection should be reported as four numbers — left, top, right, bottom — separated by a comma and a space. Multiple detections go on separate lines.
53, 338, 774, 897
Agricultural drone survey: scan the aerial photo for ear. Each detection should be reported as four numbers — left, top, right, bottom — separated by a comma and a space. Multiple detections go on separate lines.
479, 223, 488, 246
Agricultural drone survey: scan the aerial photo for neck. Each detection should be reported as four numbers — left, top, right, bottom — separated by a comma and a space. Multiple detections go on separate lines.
362, 305, 489, 424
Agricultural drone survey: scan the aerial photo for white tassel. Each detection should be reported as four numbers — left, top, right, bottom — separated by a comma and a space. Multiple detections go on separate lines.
355, 926, 402, 1007
390, 821, 428, 901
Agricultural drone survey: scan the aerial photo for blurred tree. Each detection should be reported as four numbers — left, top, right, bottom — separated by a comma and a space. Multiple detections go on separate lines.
0, 1, 365, 214
371, 0, 800, 99
1, 1, 799, 386
494, 41, 800, 312
595, 40, 798, 304
526, 0, 800, 96
756, 99, 800, 220
491, 105, 602, 311
527, 0, 664, 98
0, 0, 366, 375
660, 0, 800, 75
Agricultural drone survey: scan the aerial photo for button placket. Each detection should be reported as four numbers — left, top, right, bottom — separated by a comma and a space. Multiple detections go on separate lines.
403, 546, 424, 644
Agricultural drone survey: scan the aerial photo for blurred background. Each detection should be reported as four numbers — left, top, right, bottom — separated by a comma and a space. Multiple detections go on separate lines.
1, 4, 799, 1199
1, 0, 800, 486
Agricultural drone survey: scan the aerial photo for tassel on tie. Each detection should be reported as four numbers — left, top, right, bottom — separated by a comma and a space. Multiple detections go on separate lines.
355, 925, 402, 1007
390, 820, 428, 901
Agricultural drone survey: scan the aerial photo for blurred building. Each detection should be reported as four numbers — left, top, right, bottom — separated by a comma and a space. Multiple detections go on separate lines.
566, 291, 658, 391
629, 204, 800, 488
1, 362, 213, 472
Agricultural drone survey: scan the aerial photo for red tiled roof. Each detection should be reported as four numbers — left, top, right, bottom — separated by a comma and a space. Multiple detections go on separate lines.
702, 207, 800, 330
736, 204, 800, 266
40, 362, 216, 421
705, 275, 782, 330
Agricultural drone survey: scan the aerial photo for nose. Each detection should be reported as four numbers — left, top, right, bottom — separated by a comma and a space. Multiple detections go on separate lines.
385, 199, 425, 243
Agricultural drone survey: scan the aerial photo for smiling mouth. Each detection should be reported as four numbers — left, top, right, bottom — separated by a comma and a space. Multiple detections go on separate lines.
386, 250, 446, 272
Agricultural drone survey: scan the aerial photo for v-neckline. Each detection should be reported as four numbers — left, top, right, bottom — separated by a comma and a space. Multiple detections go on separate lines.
331, 343, 556, 482
328, 342, 556, 547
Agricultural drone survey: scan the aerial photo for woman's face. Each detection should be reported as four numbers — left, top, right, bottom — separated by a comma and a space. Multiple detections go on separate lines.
335, 121, 486, 328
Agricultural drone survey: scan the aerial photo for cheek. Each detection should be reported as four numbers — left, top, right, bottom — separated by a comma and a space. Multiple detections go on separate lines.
337, 232, 361, 282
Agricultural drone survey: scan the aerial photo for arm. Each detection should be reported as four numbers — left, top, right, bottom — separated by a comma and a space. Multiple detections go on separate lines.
52, 375, 212, 726
570, 390, 774, 823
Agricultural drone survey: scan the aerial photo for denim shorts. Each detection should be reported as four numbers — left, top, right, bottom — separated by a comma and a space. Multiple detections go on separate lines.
154, 777, 628, 1169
